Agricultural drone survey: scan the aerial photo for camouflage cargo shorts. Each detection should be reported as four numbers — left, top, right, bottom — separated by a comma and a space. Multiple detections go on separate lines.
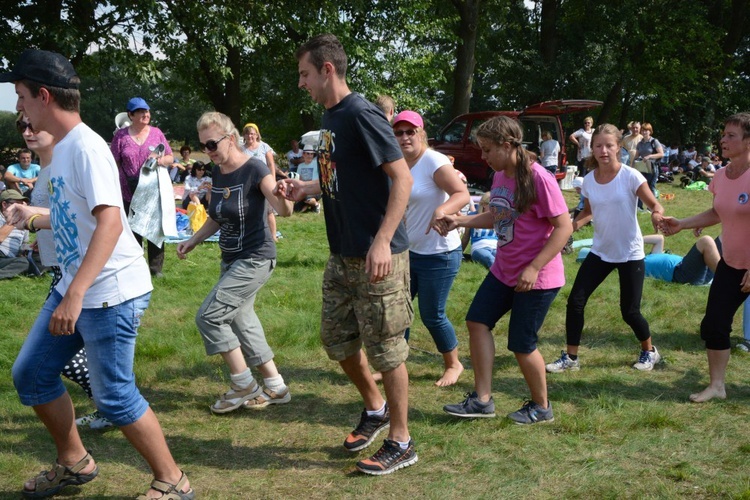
320, 251, 413, 372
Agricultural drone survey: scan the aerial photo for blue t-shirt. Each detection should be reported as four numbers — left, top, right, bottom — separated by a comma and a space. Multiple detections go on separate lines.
644, 253, 681, 282
7, 162, 41, 193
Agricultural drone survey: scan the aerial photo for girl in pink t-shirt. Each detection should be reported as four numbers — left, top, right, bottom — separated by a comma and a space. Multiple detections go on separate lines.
437, 115, 572, 424
661, 112, 750, 403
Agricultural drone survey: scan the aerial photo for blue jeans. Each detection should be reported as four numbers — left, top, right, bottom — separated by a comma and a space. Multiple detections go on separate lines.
471, 246, 496, 269
406, 248, 461, 353
13, 291, 152, 426
466, 272, 559, 353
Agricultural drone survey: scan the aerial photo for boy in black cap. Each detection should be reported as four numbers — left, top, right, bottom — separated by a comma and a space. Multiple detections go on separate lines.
1, 49, 193, 499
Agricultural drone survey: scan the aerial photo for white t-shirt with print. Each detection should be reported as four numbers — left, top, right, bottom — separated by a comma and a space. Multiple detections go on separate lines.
49, 123, 152, 308
297, 159, 319, 182
29, 165, 57, 267
582, 165, 647, 263
573, 128, 593, 160
405, 149, 462, 255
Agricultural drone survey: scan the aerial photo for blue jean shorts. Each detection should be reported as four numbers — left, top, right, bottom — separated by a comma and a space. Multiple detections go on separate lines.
466, 272, 559, 353
12, 291, 152, 426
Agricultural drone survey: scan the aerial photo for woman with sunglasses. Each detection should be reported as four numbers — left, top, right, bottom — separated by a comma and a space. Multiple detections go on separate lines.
17, 115, 112, 430
392, 111, 470, 386
181, 161, 212, 210
110, 97, 174, 277
177, 112, 293, 414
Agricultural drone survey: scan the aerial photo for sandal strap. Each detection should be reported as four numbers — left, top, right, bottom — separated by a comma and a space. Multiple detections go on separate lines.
148, 471, 190, 498
30, 452, 94, 492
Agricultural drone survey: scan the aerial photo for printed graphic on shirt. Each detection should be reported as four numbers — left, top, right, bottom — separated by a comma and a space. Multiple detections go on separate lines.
317, 129, 338, 199
212, 184, 245, 252
49, 176, 80, 268
490, 185, 519, 247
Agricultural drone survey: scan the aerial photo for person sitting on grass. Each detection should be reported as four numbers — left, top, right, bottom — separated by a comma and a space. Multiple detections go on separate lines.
460, 192, 498, 269
181, 161, 212, 210
439, 115, 573, 424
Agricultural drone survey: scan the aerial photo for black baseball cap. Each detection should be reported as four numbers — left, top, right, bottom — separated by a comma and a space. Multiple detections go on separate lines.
0, 49, 79, 89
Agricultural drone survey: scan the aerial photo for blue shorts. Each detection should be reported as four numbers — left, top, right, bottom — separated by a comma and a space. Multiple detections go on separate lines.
466, 272, 559, 353
672, 238, 721, 285
13, 291, 152, 426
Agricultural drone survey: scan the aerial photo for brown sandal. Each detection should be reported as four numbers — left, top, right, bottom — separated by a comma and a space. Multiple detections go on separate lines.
136, 471, 195, 500
22, 452, 99, 498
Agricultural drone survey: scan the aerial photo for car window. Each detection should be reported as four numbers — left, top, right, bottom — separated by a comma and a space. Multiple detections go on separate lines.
469, 119, 487, 144
440, 120, 467, 143
520, 116, 558, 153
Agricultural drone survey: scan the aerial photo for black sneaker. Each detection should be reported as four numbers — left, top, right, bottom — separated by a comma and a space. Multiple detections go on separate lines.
356, 439, 418, 476
507, 400, 554, 425
343, 403, 390, 452
443, 391, 496, 418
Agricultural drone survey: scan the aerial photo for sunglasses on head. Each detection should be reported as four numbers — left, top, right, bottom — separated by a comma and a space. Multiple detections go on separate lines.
394, 129, 417, 137
199, 135, 228, 152
16, 120, 35, 134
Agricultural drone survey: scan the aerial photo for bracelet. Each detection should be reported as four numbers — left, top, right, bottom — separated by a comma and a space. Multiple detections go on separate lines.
27, 214, 42, 233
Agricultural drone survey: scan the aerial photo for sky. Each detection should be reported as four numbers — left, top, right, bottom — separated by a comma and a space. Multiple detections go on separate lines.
1, 83, 17, 112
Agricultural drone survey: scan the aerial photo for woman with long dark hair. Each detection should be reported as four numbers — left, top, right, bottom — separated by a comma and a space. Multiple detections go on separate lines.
440, 116, 572, 423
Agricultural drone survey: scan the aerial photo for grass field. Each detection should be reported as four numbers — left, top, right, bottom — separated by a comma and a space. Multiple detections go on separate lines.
2, 181, 750, 499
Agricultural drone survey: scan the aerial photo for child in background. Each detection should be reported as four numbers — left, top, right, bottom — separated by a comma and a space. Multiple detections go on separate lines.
461, 192, 498, 269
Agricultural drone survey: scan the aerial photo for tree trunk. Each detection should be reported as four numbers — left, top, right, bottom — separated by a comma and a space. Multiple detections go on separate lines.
539, 0, 560, 66
450, 0, 481, 118
598, 79, 622, 125
223, 45, 242, 126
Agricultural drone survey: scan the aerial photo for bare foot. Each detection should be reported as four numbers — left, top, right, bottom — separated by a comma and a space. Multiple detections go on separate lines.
435, 364, 464, 387
371, 371, 383, 383
689, 385, 726, 403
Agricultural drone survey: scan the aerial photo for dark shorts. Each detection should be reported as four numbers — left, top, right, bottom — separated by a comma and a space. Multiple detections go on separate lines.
672, 237, 721, 286
466, 272, 559, 353
320, 252, 413, 372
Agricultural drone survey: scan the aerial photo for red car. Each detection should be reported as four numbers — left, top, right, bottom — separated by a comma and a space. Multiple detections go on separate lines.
429, 99, 602, 189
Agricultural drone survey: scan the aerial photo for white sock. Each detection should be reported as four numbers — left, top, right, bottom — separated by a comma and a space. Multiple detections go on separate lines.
230, 369, 255, 389
396, 438, 411, 449
263, 375, 286, 393
366, 401, 386, 417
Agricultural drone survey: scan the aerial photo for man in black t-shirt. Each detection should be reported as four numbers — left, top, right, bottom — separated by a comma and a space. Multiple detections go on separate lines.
281, 33, 416, 476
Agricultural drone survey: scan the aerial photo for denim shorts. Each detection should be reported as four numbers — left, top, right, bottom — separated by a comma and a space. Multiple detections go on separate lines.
672, 239, 720, 285
466, 272, 559, 353
320, 252, 413, 372
12, 291, 152, 426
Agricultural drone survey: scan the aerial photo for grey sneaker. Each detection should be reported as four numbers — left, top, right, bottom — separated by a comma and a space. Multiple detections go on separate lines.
243, 387, 291, 409
633, 346, 661, 371
545, 351, 580, 373
356, 439, 418, 476
507, 400, 554, 425
210, 381, 263, 414
736, 340, 750, 352
443, 391, 496, 418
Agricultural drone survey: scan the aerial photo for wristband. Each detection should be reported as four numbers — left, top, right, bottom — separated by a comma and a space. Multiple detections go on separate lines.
27, 214, 42, 233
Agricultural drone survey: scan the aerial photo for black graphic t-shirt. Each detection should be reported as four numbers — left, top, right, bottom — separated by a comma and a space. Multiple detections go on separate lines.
208, 158, 275, 263
318, 92, 408, 257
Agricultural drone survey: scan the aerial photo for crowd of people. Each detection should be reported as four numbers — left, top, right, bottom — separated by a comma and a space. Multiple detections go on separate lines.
1, 33, 749, 497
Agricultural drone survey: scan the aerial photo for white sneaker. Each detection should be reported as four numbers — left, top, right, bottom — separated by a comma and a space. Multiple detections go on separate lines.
75, 410, 113, 429
633, 346, 661, 371
545, 351, 580, 373
736, 340, 750, 352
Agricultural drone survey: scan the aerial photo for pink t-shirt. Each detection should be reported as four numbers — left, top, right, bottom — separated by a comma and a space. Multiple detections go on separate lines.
709, 167, 750, 269
489, 162, 568, 288
111, 126, 173, 202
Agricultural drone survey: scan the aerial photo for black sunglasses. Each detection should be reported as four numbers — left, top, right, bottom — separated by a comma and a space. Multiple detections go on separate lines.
16, 120, 36, 134
199, 135, 229, 152
394, 129, 417, 137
